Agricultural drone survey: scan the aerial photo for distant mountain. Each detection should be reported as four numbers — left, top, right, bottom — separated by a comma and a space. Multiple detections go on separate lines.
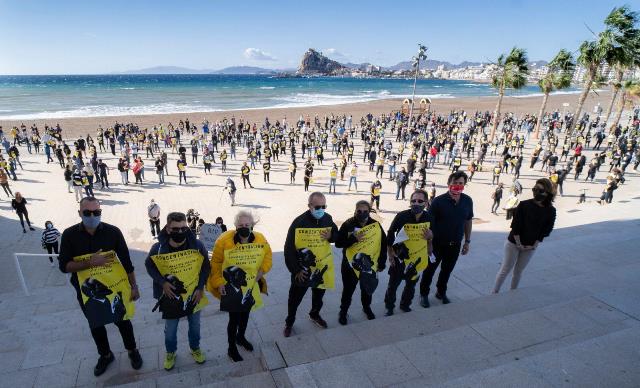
297, 49, 349, 75
119, 66, 211, 74
211, 66, 277, 75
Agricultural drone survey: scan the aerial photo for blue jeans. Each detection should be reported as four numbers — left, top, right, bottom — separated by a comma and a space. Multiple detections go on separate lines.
164, 311, 201, 353
349, 176, 357, 190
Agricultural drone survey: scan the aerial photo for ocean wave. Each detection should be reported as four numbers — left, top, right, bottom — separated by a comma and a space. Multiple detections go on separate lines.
433, 85, 443, 88
119, 87, 136, 90
512, 90, 582, 98
259, 86, 276, 90
461, 83, 483, 87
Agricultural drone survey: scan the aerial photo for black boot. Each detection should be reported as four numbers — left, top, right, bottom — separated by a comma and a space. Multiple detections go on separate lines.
227, 346, 243, 362
338, 310, 348, 325
236, 337, 254, 352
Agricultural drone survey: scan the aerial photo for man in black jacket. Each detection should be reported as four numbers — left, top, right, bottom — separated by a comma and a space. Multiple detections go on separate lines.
335, 200, 387, 325
58, 197, 143, 377
384, 190, 433, 315
283, 192, 339, 337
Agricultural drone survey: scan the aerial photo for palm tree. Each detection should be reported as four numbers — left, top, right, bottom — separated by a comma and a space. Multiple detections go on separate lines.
612, 79, 640, 127
602, 6, 640, 125
567, 38, 609, 135
534, 49, 575, 139
490, 47, 529, 140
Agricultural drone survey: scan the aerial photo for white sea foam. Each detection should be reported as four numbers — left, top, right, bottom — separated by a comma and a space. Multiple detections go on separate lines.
259, 86, 276, 90
512, 90, 582, 98
119, 87, 136, 90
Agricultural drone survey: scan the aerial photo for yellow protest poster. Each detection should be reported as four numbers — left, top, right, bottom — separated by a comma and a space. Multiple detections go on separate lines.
221, 243, 266, 312
402, 222, 430, 281
74, 250, 135, 329
345, 223, 381, 278
294, 227, 334, 289
150, 249, 209, 315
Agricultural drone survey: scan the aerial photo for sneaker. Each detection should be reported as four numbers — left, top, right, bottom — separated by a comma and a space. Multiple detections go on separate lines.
419, 295, 430, 308
399, 305, 412, 313
309, 314, 328, 329
363, 307, 375, 320
435, 292, 451, 304
29, 227, 35, 231
227, 346, 243, 362
283, 326, 292, 338
164, 352, 176, 371
236, 337, 254, 352
190, 348, 206, 364
128, 349, 143, 370
384, 308, 394, 316
338, 311, 348, 325
94, 351, 114, 376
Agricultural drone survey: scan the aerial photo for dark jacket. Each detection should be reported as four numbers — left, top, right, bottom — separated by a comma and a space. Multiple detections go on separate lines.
145, 228, 210, 299
508, 199, 556, 246
335, 216, 387, 271
284, 211, 339, 274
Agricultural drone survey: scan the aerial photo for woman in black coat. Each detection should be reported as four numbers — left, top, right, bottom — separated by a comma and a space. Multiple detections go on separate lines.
493, 178, 556, 293
12, 192, 35, 233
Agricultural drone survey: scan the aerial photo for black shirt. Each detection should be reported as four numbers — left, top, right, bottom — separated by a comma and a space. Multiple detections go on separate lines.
58, 222, 134, 299
386, 209, 432, 247
508, 199, 556, 246
428, 193, 474, 244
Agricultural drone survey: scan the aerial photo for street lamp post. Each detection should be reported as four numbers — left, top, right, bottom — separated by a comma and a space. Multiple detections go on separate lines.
407, 44, 428, 132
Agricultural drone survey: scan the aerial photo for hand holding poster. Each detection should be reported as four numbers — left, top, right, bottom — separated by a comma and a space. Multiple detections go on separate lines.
221, 243, 266, 312
150, 249, 209, 318
294, 227, 335, 289
74, 250, 135, 329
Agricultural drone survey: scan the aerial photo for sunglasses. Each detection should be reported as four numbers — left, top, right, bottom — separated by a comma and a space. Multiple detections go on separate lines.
356, 209, 369, 214
169, 227, 189, 233
82, 209, 102, 217
410, 199, 426, 204
311, 205, 327, 210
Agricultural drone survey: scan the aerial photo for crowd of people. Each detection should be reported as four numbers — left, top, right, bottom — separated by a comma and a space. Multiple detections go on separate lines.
1, 102, 638, 378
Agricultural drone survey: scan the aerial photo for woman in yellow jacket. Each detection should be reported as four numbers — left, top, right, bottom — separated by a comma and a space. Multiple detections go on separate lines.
207, 210, 272, 362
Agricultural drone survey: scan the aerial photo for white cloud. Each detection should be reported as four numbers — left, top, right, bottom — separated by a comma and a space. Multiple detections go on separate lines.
243, 48, 276, 61
324, 48, 348, 60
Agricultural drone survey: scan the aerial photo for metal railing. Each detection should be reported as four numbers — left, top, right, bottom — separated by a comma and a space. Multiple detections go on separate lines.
14, 252, 60, 296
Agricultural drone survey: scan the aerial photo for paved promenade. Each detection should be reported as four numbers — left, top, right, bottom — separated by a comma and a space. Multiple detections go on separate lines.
0, 122, 639, 387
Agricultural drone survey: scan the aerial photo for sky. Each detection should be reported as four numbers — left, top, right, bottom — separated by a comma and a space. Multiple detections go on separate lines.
0, 0, 633, 74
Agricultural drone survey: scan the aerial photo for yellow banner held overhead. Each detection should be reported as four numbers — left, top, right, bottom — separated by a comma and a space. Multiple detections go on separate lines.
150, 249, 209, 314
294, 227, 335, 289
402, 223, 430, 281
74, 250, 135, 329
345, 223, 381, 278
221, 243, 267, 312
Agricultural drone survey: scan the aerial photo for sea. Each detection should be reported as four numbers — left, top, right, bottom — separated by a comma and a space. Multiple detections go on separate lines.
0, 75, 580, 120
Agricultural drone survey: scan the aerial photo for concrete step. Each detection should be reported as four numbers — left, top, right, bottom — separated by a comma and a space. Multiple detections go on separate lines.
432, 325, 640, 388
276, 295, 638, 388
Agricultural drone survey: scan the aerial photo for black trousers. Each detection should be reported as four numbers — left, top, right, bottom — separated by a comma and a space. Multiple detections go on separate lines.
150, 219, 161, 237
420, 242, 461, 296
242, 175, 252, 188
45, 241, 59, 262
78, 296, 137, 356
340, 259, 371, 313
285, 281, 325, 327
384, 263, 417, 309
17, 211, 32, 229
227, 311, 250, 347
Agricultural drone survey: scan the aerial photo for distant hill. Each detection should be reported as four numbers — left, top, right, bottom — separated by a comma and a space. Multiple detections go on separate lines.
211, 66, 277, 75
297, 49, 349, 75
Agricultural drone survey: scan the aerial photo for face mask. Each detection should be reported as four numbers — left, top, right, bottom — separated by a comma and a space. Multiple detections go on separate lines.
410, 204, 425, 215
449, 184, 465, 196
46, 223, 52, 229
81, 215, 101, 229
169, 231, 187, 244
355, 211, 369, 223
237, 227, 251, 238
311, 208, 325, 219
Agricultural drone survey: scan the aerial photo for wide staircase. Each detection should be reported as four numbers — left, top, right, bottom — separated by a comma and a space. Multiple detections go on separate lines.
1, 201, 639, 387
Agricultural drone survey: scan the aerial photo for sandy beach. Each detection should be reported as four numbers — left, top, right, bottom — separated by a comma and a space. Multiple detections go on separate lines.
0, 91, 613, 139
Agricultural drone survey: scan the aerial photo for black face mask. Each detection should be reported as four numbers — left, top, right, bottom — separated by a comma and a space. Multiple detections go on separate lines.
169, 231, 187, 244
237, 227, 251, 238
356, 211, 369, 223
410, 204, 425, 215
533, 193, 548, 202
